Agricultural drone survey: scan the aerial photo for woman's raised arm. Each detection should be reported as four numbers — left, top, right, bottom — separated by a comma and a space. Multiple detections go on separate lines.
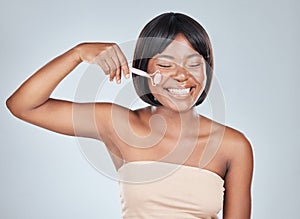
6, 43, 130, 140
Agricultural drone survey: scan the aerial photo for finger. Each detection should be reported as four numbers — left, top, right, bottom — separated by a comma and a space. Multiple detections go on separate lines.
105, 57, 117, 82
108, 48, 122, 84
122, 63, 130, 79
115, 63, 121, 84
113, 45, 130, 78
96, 57, 110, 75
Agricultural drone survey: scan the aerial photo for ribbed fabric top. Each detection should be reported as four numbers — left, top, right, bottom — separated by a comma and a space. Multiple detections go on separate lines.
118, 161, 224, 219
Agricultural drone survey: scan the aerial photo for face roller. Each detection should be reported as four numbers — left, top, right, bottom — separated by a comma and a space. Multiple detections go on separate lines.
130, 67, 162, 86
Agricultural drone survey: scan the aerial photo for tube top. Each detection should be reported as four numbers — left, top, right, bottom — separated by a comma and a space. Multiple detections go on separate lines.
118, 161, 225, 219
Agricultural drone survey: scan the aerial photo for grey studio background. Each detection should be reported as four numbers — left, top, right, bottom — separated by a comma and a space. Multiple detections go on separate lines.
1, 0, 299, 218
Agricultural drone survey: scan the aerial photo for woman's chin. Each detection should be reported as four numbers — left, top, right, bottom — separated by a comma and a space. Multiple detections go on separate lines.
160, 101, 195, 113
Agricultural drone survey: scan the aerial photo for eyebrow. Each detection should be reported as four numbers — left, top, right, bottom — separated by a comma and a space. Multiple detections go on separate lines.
156, 54, 175, 60
186, 54, 203, 59
156, 53, 203, 60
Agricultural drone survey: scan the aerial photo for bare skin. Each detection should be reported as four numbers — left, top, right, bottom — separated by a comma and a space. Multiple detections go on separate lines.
6, 35, 253, 219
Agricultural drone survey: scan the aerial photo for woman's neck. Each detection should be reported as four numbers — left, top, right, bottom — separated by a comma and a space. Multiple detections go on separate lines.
149, 106, 199, 128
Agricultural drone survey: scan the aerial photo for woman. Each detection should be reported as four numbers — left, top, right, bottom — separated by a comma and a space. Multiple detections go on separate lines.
6, 12, 253, 219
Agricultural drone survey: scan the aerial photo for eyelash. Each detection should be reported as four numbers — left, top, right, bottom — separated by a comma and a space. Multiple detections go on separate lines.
157, 64, 202, 69
157, 64, 172, 68
187, 63, 202, 67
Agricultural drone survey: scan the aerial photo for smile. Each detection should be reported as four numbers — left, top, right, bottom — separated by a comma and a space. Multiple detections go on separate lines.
165, 87, 194, 96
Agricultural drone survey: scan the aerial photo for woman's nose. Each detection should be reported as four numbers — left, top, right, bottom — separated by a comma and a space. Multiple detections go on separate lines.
171, 66, 189, 82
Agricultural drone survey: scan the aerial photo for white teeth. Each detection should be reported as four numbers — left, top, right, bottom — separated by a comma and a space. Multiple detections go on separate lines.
167, 88, 190, 95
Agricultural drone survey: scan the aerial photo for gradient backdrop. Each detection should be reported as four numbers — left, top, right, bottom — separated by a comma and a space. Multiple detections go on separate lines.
1, 0, 299, 218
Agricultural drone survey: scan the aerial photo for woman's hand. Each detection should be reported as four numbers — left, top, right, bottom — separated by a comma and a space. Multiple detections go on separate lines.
76, 42, 130, 84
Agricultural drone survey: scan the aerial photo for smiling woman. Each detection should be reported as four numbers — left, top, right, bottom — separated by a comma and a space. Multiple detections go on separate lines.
146, 34, 207, 112
132, 13, 213, 108
6, 12, 253, 219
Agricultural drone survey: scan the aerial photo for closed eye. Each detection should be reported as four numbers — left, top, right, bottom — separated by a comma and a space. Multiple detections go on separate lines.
156, 62, 176, 69
157, 63, 173, 68
186, 62, 203, 68
190, 63, 200, 67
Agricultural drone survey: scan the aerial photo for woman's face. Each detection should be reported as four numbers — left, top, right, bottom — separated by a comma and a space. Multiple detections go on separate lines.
147, 34, 207, 112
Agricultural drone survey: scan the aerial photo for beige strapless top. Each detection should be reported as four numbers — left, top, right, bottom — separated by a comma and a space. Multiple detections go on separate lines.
118, 161, 225, 219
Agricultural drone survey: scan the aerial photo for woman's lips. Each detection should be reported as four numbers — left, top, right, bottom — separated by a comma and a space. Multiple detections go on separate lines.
164, 87, 195, 97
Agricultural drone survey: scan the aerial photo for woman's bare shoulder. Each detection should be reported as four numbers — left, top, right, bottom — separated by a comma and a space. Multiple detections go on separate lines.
200, 115, 252, 153
221, 125, 253, 167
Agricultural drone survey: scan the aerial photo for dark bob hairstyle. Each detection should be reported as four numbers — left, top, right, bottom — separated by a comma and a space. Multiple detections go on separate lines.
132, 12, 214, 106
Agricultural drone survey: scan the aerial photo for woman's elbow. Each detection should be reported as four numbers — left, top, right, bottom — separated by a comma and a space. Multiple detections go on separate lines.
6, 97, 26, 119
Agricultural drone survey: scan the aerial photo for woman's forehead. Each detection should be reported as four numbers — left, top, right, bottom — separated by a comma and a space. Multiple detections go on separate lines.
156, 35, 199, 58
153, 51, 203, 63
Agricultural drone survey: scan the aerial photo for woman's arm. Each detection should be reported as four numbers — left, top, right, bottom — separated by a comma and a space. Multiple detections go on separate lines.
6, 43, 130, 140
223, 130, 254, 219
